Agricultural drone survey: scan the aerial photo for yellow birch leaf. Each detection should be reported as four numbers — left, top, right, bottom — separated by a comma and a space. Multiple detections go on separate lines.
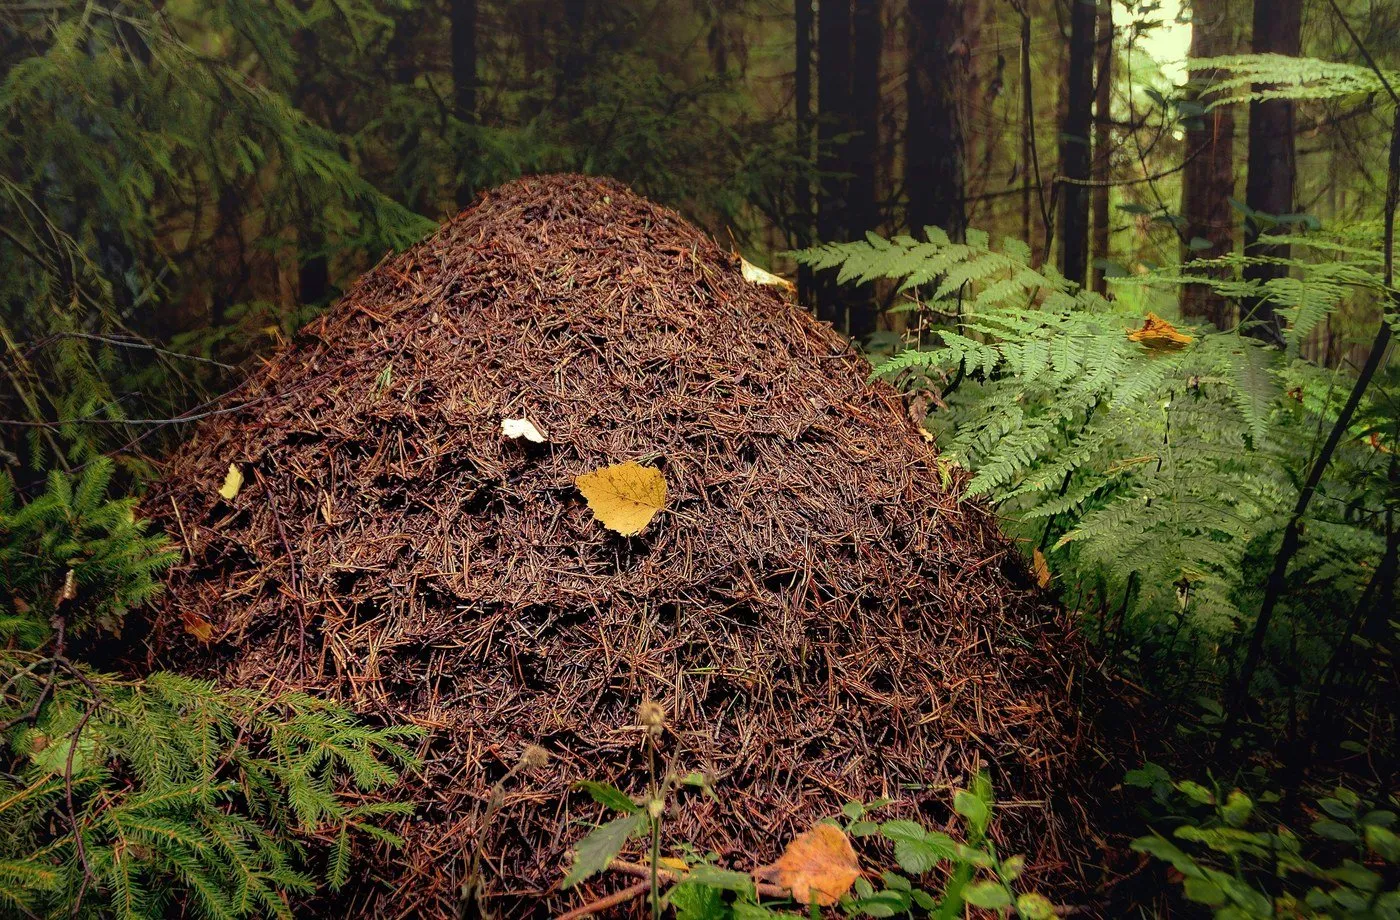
218, 464, 244, 500
753, 823, 861, 907
1127, 313, 1193, 352
575, 461, 667, 536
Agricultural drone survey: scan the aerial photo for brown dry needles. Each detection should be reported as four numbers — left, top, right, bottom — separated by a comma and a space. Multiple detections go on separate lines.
144, 175, 1088, 918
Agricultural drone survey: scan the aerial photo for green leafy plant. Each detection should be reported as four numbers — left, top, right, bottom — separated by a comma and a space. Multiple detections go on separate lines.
1, 461, 424, 918
1128, 766, 1400, 919
561, 764, 1055, 919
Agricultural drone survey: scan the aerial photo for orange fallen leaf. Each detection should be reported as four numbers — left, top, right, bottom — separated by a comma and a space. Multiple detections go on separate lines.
1127, 313, 1192, 352
182, 612, 214, 642
1033, 548, 1051, 588
753, 823, 860, 907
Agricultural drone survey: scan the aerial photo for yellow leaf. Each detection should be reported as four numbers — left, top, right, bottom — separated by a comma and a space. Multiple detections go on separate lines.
754, 823, 861, 907
218, 464, 244, 500
1127, 313, 1193, 352
657, 856, 689, 872
1033, 548, 1051, 588
501, 417, 547, 443
575, 461, 667, 536
182, 611, 214, 642
740, 256, 796, 294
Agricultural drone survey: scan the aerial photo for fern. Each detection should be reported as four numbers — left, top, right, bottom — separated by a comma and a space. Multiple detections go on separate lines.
799, 221, 1396, 714
1187, 53, 1399, 106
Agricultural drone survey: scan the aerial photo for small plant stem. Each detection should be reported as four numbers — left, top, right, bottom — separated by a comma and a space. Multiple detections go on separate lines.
649, 812, 661, 920
556, 881, 650, 920
646, 733, 661, 920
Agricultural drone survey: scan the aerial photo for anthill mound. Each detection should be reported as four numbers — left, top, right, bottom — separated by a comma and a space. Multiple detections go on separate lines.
146, 175, 1087, 917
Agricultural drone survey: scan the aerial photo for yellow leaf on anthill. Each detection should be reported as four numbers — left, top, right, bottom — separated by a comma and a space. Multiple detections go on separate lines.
753, 823, 861, 907
575, 461, 667, 536
218, 464, 244, 500
1127, 313, 1193, 352
1033, 548, 1052, 589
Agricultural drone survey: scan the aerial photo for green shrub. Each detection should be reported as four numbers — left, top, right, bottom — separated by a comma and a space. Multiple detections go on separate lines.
1128, 765, 1400, 919
1, 462, 423, 919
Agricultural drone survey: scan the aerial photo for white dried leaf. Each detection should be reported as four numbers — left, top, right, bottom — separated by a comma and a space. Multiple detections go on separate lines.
740, 256, 796, 293
501, 418, 546, 443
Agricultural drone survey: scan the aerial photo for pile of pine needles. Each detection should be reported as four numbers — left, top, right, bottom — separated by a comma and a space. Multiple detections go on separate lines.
144, 175, 1090, 918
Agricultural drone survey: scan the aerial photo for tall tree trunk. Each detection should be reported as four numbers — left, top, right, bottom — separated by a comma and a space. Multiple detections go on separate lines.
292, 17, 329, 304
816, 0, 853, 328
846, 0, 882, 338
558, 0, 588, 116
450, 0, 479, 208
1019, 5, 1032, 248
796, 0, 815, 306
1242, 0, 1302, 345
388, 6, 425, 86
1091, 2, 1113, 295
1058, 0, 1095, 286
907, 0, 966, 241
1180, 0, 1238, 328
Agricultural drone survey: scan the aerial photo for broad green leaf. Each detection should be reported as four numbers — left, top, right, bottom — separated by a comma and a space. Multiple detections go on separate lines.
1183, 876, 1226, 905
1176, 781, 1215, 805
575, 781, 639, 814
1016, 893, 1057, 919
562, 813, 646, 889
668, 880, 727, 920
1311, 819, 1357, 843
878, 820, 926, 842
1365, 825, 1400, 862
962, 881, 1011, 909
1220, 791, 1254, 828
688, 865, 756, 893
1319, 797, 1355, 820
953, 790, 990, 837
893, 839, 942, 875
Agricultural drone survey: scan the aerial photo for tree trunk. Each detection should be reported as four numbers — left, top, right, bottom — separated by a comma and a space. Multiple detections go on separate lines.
557, 0, 588, 116
846, 0, 882, 338
1242, 0, 1302, 345
1058, 0, 1095, 287
796, 0, 814, 306
816, 0, 853, 328
1091, 2, 1113, 296
450, 0, 478, 208
1180, 0, 1238, 328
907, 0, 966, 241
